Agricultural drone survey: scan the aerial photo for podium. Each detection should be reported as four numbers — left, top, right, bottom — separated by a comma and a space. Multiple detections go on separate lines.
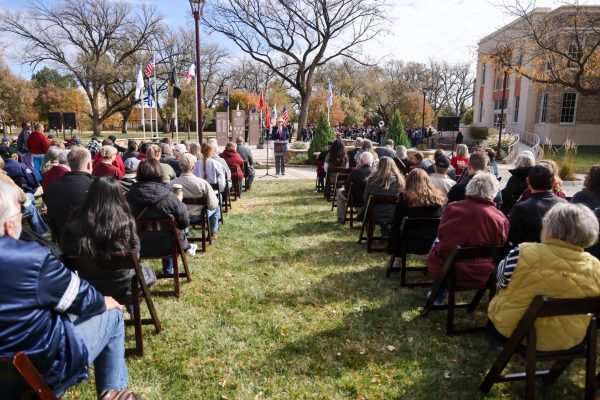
273, 141, 286, 156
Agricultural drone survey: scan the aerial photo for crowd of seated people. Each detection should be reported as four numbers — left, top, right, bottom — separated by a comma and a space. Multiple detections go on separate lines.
0, 128, 254, 398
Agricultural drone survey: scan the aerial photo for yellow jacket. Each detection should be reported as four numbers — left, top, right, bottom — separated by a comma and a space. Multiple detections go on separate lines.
488, 239, 600, 351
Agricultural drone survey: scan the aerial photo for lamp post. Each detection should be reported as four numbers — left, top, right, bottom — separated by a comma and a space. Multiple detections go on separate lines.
497, 71, 508, 160
422, 88, 430, 146
189, 0, 206, 144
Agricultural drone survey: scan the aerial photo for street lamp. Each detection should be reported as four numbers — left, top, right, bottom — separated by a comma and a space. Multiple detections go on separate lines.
422, 88, 430, 146
189, 0, 206, 144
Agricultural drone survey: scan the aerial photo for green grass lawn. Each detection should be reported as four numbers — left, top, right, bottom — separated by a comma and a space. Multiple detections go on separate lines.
546, 145, 600, 174
64, 180, 588, 399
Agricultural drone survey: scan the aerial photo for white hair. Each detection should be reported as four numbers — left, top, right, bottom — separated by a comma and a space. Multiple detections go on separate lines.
465, 172, 499, 199
355, 137, 364, 147
541, 203, 599, 248
360, 151, 374, 166
0, 181, 21, 236
396, 145, 407, 159
515, 153, 535, 168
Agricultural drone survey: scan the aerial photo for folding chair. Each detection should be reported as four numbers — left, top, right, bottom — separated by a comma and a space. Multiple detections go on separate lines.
0, 352, 58, 400
357, 194, 398, 253
480, 295, 600, 400
325, 167, 351, 201
421, 244, 506, 335
230, 170, 241, 201
386, 217, 441, 286
137, 218, 192, 297
343, 182, 366, 229
63, 253, 162, 357
243, 161, 251, 191
210, 183, 225, 225
330, 172, 350, 211
315, 160, 325, 192
182, 197, 212, 252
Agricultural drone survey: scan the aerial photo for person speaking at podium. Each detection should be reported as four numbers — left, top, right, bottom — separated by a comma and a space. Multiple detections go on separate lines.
270, 118, 290, 175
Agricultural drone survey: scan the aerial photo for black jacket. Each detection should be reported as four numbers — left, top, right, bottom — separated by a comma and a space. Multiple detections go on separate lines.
387, 196, 444, 255
508, 191, 567, 246
45, 171, 95, 234
126, 181, 189, 257
343, 165, 375, 207
447, 173, 503, 208
587, 207, 600, 259
500, 166, 532, 215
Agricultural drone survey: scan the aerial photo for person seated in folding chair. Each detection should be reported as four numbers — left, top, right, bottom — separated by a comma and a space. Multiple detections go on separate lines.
62, 176, 156, 303
427, 172, 509, 303
169, 153, 220, 241
126, 158, 193, 275
488, 203, 600, 351
324, 140, 349, 199
335, 151, 375, 224
220, 142, 245, 198
0, 181, 139, 400
235, 136, 255, 190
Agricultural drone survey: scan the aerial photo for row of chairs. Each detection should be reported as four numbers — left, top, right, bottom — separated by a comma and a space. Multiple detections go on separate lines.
318, 171, 600, 399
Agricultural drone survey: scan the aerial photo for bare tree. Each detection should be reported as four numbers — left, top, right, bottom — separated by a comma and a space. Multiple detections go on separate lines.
204, 0, 389, 131
1, 0, 163, 135
493, 1, 600, 95
229, 56, 277, 95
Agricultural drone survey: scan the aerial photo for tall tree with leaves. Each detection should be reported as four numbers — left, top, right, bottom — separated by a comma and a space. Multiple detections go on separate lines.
308, 111, 335, 163
386, 110, 409, 149
1, 0, 163, 135
204, 0, 389, 135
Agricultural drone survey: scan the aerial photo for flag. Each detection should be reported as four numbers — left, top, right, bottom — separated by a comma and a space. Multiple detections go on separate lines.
252, 105, 257, 113
171, 67, 181, 99
273, 103, 277, 120
327, 82, 334, 109
135, 66, 144, 100
265, 103, 271, 130
223, 88, 229, 108
145, 55, 156, 78
282, 105, 289, 124
185, 64, 196, 82
259, 91, 264, 109
147, 81, 153, 107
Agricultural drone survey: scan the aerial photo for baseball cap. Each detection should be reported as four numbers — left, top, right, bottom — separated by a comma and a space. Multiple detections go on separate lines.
173, 144, 187, 155
124, 157, 141, 173
435, 156, 450, 169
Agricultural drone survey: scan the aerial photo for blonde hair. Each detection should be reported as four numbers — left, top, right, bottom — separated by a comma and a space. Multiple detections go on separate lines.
456, 144, 469, 158
539, 159, 563, 192
189, 142, 201, 157
366, 156, 405, 192
100, 145, 117, 160
146, 144, 161, 160
404, 169, 446, 207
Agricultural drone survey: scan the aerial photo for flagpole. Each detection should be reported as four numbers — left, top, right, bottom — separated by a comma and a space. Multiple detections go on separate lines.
194, 76, 199, 142
153, 54, 159, 138
174, 98, 179, 143
142, 100, 146, 140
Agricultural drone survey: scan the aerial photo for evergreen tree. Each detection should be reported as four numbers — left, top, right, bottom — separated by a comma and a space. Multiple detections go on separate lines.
386, 110, 410, 149
308, 110, 334, 163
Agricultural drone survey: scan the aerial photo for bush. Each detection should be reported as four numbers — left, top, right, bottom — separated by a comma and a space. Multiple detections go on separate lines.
291, 141, 308, 150
482, 133, 516, 160
307, 110, 334, 163
386, 110, 410, 149
287, 153, 309, 165
470, 127, 489, 142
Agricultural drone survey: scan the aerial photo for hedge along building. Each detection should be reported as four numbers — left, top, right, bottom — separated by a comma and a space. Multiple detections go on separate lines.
473, 5, 600, 146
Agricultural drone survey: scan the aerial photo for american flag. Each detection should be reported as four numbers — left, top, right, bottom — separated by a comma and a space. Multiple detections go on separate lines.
282, 105, 289, 124
145, 56, 156, 78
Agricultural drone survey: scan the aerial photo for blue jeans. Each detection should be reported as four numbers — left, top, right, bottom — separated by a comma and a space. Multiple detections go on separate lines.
32, 154, 44, 181
23, 193, 48, 234
73, 309, 128, 395
162, 229, 190, 274
189, 207, 220, 236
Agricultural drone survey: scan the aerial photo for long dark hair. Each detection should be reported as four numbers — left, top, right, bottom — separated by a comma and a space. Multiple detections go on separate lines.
67, 176, 138, 259
329, 140, 348, 166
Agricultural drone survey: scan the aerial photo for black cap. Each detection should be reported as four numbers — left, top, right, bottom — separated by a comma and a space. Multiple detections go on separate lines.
435, 156, 450, 169
108, 135, 117, 142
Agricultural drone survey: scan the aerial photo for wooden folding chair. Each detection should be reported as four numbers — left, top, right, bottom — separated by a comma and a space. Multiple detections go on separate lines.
330, 172, 350, 211
480, 295, 600, 400
0, 352, 58, 400
315, 160, 325, 192
137, 218, 192, 297
230, 170, 240, 201
182, 197, 212, 252
357, 194, 398, 253
63, 253, 162, 357
386, 217, 441, 286
243, 161, 250, 191
325, 167, 351, 201
421, 244, 506, 335
210, 183, 225, 225
343, 182, 366, 229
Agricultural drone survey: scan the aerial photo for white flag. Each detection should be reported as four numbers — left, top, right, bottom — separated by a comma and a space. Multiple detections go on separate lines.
185, 64, 196, 82
327, 82, 334, 109
135, 66, 144, 100
273, 103, 278, 119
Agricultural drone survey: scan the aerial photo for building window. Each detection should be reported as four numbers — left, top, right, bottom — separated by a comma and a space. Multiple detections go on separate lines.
514, 96, 520, 122
479, 102, 483, 122
560, 92, 577, 123
540, 93, 548, 123
493, 113, 506, 128
567, 43, 582, 69
482, 64, 486, 85
493, 99, 506, 110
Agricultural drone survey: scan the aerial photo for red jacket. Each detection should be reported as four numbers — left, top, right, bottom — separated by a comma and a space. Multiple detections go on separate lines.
41, 165, 69, 193
221, 149, 245, 179
27, 131, 51, 155
93, 152, 125, 175
427, 195, 509, 289
92, 161, 124, 180
450, 155, 469, 171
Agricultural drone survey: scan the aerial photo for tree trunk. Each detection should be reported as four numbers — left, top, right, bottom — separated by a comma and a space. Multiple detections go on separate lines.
121, 110, 131, 134
297, 86, 313, 140
92, 108, 101, 136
